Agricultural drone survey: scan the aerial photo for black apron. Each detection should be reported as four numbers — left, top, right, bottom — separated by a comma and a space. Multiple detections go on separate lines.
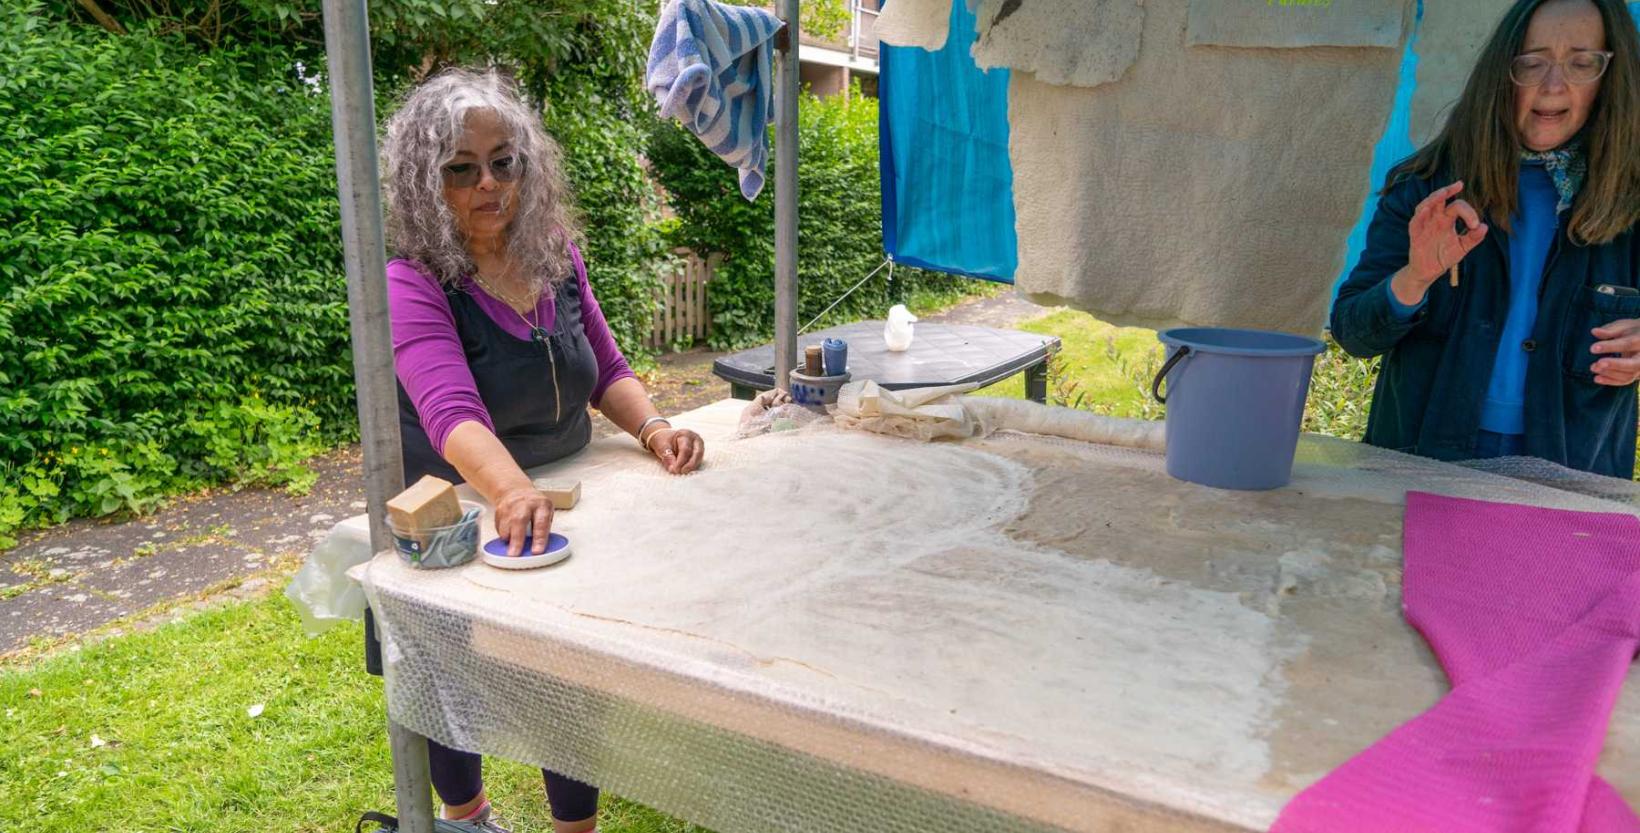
397, 277, 599, 484
370, 277, 598, 676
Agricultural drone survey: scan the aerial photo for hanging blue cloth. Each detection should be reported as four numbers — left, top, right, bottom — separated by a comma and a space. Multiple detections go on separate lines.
878, 0, 1017, 282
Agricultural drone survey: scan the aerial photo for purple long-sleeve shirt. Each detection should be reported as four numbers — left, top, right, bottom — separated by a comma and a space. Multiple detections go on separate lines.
388, 243, 636, 454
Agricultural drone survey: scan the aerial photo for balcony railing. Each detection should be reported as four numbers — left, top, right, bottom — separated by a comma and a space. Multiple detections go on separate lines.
851, 1, 879, 60
796, 1, 880, 63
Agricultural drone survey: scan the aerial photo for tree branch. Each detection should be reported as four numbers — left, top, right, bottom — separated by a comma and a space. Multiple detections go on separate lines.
74, 0, 127, 34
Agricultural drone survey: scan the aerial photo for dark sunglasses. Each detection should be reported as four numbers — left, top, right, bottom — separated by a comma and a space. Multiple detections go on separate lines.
441, 154, 524, 188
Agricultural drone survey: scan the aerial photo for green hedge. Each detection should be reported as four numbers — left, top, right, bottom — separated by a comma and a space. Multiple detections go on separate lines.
646, 88, 981, 350
0, 0, 664, 547
547, 74, 666, 361
0, 6, 349, 542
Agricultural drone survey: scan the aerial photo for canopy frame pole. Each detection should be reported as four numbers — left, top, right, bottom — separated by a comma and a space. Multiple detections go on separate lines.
320, 0, 434, 828
773, 0, 800, 389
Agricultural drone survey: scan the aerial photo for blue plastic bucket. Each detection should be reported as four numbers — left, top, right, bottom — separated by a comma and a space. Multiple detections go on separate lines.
1151, 328, 1325, 490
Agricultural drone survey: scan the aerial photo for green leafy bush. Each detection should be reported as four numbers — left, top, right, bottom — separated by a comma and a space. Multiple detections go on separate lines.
0, 4, 351, 545
56, 0, 652, 91
546, 73, 667, 365
646, 87, 980, 350
1302, 341, 1380, 440
1, 0, 667, 547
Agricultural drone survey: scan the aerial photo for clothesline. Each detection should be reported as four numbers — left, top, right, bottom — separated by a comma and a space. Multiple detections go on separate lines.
799, 257, 894, 334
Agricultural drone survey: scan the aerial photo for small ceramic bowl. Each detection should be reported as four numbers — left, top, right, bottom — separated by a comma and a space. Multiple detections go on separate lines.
789, 369, 851, 406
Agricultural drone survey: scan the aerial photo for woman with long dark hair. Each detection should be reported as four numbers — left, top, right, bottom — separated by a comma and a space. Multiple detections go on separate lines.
1332, 0, 1640, 477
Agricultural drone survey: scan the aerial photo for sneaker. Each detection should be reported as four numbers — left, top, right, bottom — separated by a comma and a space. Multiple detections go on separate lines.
442, 802, 514, 833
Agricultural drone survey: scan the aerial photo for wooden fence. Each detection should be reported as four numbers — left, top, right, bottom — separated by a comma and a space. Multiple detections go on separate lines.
647, 250, 717, 351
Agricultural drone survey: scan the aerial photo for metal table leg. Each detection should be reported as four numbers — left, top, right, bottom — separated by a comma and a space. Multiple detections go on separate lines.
1024, 359, 1049, 404
389, 721, 436, 832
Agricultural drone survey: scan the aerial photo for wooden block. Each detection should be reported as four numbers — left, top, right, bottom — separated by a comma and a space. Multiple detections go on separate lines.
533, 479, 581, 510
386, 476, 462, 544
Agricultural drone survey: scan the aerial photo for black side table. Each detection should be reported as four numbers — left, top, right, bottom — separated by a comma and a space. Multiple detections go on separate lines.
712, 321, 1060, 404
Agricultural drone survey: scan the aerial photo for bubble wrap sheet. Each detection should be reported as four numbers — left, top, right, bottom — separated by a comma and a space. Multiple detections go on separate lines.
352, 400, 1640, 832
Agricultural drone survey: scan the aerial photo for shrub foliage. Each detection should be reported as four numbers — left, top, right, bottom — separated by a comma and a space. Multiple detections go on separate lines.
646, 88, 979, 350
1, 0, 663, 546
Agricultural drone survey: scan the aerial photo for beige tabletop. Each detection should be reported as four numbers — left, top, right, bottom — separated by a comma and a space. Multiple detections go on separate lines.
350, 398, 1640, 833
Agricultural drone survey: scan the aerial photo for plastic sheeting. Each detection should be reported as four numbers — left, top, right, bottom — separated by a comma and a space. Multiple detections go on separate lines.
338, 399, 1640, 832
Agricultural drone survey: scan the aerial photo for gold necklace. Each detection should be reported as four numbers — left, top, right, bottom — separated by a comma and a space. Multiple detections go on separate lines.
468, 270, 537, 312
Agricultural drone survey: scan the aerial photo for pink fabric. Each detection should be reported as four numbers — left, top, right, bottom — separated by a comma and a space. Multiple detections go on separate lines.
1274, 491, 1640, 833
388, 242, 636, 454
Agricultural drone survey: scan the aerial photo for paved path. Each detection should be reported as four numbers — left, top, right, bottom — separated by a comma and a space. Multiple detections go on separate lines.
0, 292, 1048, 655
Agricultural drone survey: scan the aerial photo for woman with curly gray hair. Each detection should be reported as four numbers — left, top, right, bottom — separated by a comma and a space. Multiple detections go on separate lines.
382, 68, 703, 832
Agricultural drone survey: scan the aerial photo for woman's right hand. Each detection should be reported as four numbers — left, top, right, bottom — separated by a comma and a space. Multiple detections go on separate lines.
1401, 180, 1490, 297
492, 484, 554, 556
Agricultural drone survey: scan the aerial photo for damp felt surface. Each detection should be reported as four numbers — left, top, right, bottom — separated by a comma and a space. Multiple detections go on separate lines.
356, 402, 1640, 830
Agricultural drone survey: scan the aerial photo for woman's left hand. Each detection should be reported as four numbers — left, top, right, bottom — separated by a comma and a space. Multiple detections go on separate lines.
646, 428, 705, 474
1591, 318, 1640, 386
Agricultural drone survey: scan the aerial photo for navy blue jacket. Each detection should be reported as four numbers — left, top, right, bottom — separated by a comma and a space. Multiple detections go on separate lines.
1331, 172, 1640, 479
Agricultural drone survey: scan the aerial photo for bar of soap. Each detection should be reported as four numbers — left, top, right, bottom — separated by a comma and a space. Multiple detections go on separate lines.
533, 479, 580, 510
386, 476, 462, 544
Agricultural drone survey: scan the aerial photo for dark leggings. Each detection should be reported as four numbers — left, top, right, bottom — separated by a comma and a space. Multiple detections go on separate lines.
428, 739, 600, 823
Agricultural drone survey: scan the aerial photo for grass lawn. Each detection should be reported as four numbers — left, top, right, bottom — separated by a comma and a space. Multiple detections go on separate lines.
974, 308, 1164, 420
0, 594, 706, 833
979, 308, 1397, 443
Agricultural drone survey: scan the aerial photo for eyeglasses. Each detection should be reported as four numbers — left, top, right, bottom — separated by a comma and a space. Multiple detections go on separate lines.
1510, 50, 1613, 86
441, 154, 524, 188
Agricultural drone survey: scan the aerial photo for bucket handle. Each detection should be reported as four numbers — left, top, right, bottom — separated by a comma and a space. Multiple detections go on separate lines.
1150, 345, 1191, 405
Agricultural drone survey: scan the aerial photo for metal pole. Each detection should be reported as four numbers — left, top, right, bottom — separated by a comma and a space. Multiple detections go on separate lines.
319, 0, 434, 830
773, 0, 800, 390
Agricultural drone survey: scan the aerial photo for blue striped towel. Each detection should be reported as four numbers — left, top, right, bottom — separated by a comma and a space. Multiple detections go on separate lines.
646, 0, 784, 201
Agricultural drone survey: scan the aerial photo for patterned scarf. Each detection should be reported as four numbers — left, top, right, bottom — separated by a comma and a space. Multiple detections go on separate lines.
1519, 143, 1586, 214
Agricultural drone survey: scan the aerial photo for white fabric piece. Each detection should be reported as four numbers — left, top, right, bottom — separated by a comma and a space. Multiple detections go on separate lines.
884, 304, 919, 351
963, 396, 1166, 450
874, 0, 952, 49
970, 0, 1145, 88
834, 380, 981, 439
1004, 0, 1405, 335
832, 380, 1165, 450
1185, 0, 1406, 49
